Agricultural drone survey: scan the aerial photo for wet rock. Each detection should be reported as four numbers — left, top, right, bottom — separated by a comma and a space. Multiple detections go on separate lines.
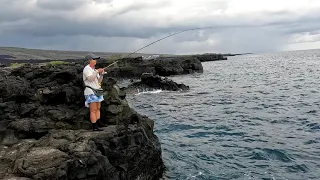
125, 73, 189, 92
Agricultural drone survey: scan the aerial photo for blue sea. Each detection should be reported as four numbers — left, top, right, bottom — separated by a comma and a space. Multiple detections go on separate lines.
125, 49, 320, 180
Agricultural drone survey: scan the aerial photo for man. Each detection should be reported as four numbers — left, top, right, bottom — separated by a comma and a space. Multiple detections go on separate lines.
83, 53, 106, 131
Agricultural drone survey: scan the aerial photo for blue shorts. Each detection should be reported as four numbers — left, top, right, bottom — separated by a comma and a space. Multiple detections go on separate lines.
85, 94, 104, 108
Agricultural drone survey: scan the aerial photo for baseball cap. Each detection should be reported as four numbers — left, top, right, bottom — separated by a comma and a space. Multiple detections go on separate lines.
85, 53, 100, 61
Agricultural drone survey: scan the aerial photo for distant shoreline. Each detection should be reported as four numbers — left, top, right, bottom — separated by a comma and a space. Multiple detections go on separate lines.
0, 46, 249, 66
0, 58, 84, 66
223, 53, 253, 56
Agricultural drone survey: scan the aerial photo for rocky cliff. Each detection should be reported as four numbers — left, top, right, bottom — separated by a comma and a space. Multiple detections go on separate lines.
0, 63, 165, 180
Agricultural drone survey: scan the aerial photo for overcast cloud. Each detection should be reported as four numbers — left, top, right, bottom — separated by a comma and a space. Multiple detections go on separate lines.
0, 0, 320, 54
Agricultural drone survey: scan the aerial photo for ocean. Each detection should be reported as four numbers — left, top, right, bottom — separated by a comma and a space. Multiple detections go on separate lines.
125, 49, 320, 180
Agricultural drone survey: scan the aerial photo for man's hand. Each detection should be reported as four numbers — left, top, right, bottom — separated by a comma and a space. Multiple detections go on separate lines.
97, 68, 104, 73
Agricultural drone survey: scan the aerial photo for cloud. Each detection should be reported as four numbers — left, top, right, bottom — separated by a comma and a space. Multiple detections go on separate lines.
0, 0, 320, 54
289, 31, 320, 43
36, 0, 88, 11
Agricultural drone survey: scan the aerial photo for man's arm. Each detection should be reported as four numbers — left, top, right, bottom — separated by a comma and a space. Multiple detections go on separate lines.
98, 70, 106, 83
98, 76, 103, 83
98, 74, 103, 83
84, 68, 98, 82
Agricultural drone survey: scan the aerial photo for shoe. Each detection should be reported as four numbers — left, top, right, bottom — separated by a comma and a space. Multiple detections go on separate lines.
97, 119, 107, 127
92, 123, 103, 131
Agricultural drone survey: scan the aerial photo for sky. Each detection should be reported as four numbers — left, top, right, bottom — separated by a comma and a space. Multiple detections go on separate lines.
0, 0, 320, 54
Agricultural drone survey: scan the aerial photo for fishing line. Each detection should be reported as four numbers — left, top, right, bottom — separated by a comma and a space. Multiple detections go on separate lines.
102, 26, 221, 72
98, 26, 223, 73
102, 22, 302, 71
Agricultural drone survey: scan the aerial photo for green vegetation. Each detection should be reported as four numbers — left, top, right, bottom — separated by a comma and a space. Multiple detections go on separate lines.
9, 61, 70, 69
48, 61, 69, 66
10, 62, 25, 68
45, 60, 70, 68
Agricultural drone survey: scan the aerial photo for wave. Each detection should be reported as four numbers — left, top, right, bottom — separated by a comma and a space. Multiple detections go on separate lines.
135, 89, 164, 95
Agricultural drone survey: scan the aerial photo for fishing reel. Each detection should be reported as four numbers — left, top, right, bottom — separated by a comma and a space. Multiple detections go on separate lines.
95, 69, 108, 75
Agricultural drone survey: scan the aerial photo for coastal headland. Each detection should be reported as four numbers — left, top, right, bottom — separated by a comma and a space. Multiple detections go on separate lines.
0, 47, 232, 179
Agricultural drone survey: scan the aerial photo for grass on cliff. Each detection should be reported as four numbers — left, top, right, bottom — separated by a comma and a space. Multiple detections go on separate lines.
10, 61, 71, 68
10, 62, 25, 68
47, 61, 70, 66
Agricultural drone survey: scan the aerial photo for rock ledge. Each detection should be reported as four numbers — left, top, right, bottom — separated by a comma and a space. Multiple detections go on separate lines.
0, 63, 165, 180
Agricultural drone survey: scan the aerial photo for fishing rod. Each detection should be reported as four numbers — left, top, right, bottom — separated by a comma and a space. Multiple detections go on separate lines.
101, 4, 316, 74
101, 26, 218, 74
101, 21, 302, 73
99, 0, 317, 74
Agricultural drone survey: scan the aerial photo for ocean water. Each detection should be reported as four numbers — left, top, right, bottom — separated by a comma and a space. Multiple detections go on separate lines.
125, 49, 320, 180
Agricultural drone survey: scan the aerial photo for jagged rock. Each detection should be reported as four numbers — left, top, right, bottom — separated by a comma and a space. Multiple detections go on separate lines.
151, 56, 203, 76
0, 75, 34, 103
0, 124, 162, 180
0, 68, 11, 77
13, 147, 69, 179
125, 73, 189, 92
0, 64, 165, 180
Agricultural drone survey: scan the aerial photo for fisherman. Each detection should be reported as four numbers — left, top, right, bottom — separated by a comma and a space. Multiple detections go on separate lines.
83, 53, 106, 131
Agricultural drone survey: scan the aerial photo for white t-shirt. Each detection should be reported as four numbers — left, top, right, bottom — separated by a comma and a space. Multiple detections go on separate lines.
83, 65, 102, 96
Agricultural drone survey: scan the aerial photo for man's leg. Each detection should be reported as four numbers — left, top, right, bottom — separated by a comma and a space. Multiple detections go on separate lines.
89, 102, 102, 131
96, 102, 101, 121
89, 102, 97, 123
96, 102, 107, 127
